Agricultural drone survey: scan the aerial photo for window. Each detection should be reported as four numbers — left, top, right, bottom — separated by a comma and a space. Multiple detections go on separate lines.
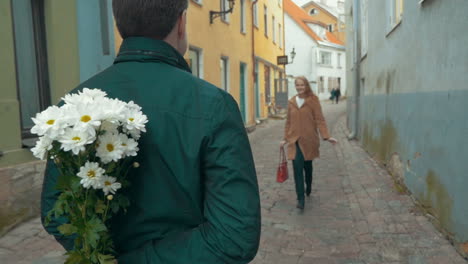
240, 0, 246, 33
318, 76, 324, 93
361, 0, 368, 55
253, 2, 258, 27
319, 51, 332, 66
264, 5, 268, 37
279, 24, 282, 48
387, 0, 404, 33
327, 24, 333, 32
337, 53, 342, 68
309, 8, 318, 15
188, 47, 203, 78
220, 57, 229, 91
272, 16, 276, 43
220, 0, 230, 22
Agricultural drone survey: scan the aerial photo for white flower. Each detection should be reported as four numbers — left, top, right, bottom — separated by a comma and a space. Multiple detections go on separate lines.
96, 133, 124, 163
100, 121, 119, 135
62, 88, 107, 105
30, 106, 67, 139
100, 98, 127, 123
101, 176, 122, 195
126, 101, 142, 112
64, 103, 103, 136
124, 127, 142, 140
59, 128, 95, 155
77, 161, 105, 189
31, 137, 53, 160
80, 88, 107, 100
118, 134, 139, 157
123, 109, 148, 132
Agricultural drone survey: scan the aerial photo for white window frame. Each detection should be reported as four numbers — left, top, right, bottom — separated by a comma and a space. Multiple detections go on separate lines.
318, 51, 332, 66
220, 56, 230, 91
253, 1, 258, 27
361, 0, 368, 55
264, 5, 268, 37
240, 0, 246, 33
279, 24, 282, 48
337, 53, 342, 68
272, 16, 276, 43
188, 46, 204, 79
387, 0, 404, 35
221, 0, 230, 22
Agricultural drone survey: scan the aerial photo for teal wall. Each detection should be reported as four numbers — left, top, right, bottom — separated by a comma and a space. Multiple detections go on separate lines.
76, 0, 115, 82
359, 91, 468, 242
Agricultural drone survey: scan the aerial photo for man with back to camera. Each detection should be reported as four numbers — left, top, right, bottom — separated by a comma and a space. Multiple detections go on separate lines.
40, 0, 262, 263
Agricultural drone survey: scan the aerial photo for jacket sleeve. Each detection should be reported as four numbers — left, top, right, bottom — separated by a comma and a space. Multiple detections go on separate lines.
311, 95, 330, 140
41, 159, 75, 251
118, 93, 261, 264
284, 102, 291, 141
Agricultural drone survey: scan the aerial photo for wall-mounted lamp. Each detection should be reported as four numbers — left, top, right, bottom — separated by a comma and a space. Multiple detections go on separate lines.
290, 47, 296, 64
210, 0, 235, 24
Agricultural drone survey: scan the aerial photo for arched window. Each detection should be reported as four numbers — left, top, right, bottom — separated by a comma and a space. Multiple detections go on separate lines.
309, 8, 318, 15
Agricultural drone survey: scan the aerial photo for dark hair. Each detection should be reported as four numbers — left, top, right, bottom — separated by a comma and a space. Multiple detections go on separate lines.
113, 0, 188, 39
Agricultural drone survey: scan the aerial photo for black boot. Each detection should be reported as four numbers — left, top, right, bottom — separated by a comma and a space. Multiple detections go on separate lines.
296, 199, 305, 210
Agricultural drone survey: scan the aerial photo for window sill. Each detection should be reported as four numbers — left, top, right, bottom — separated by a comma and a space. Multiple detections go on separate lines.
221, 19, 230, 25
241, 31, 247, 36
386, 20, 402, 37
318, 64, 333, 68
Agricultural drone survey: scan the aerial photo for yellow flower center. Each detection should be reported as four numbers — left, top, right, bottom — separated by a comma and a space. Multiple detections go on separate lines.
46, 119, 55, 125
87, 170, 96, 178
129, 118, 134, 122
72, 136, 81, 141
106, 144, 114, 152
105, 181, 112, 186
122, 143, 127, 146
81, 115, 91, 123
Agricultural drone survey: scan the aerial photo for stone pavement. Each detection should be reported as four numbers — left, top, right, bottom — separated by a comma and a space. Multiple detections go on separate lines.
0, 101, 466, 263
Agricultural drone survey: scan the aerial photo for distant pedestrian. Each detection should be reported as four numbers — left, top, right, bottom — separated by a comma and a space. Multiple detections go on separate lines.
280, 76, 337, 210
330, 88, 336, 102
335, 87, 341, 104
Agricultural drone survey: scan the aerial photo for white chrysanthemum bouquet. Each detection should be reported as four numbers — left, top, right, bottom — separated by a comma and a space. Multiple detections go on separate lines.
31, 88, 147, 263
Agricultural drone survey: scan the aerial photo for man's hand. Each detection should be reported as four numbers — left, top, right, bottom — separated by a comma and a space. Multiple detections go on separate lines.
327, 137, 338, 144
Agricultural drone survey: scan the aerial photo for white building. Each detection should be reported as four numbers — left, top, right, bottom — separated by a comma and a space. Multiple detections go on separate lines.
285, 0, 346, 100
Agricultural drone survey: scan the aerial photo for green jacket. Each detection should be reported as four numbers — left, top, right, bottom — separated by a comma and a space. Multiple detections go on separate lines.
41, 37, 261, 263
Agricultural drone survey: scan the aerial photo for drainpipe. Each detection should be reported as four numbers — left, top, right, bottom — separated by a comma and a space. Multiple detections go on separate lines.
348, 0, 361, 140
251, 0, 259, 120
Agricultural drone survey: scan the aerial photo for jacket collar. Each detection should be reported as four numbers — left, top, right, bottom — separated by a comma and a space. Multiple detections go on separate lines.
114, 37, 191, 73
289, 95, 312, 109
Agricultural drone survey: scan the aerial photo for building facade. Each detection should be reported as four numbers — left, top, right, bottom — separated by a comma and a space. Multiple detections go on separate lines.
0, 0, 115, 235
284, 0, 346, 100
346, 0, 468, 246
115, 0, 286, 124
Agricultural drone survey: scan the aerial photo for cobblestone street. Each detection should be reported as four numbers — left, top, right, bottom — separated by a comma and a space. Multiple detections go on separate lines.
0, 101, 466, 264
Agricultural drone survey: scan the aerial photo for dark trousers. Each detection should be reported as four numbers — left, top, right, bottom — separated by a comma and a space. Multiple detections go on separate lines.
292, 143, 313, 201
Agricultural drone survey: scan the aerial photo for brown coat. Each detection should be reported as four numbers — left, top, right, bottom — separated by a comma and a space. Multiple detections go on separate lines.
284, 94, 330, 160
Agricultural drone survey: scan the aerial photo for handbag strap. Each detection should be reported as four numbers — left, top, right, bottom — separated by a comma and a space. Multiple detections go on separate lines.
278, 146, 286, 164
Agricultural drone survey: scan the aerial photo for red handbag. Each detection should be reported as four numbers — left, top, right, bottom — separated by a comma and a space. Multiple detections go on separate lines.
276, 146, 288, 183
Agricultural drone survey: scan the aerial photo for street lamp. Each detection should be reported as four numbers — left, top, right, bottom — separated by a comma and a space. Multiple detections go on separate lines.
290, 47, 296, 64
210, 0, 235, 24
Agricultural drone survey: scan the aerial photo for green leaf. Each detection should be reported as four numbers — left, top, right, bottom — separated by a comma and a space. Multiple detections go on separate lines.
98, 253, 116, 264
58, 224, 78, 236
95, 199, 106, 214
65, 251, 89, 264
84, 217, 107, 249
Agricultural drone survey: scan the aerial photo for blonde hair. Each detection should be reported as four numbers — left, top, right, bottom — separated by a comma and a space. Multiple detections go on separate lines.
294, 76, 314, 97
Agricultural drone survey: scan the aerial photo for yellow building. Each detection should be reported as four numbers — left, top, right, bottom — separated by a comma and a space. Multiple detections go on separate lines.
115, 0, 285, 124
252, 0, 286, 118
